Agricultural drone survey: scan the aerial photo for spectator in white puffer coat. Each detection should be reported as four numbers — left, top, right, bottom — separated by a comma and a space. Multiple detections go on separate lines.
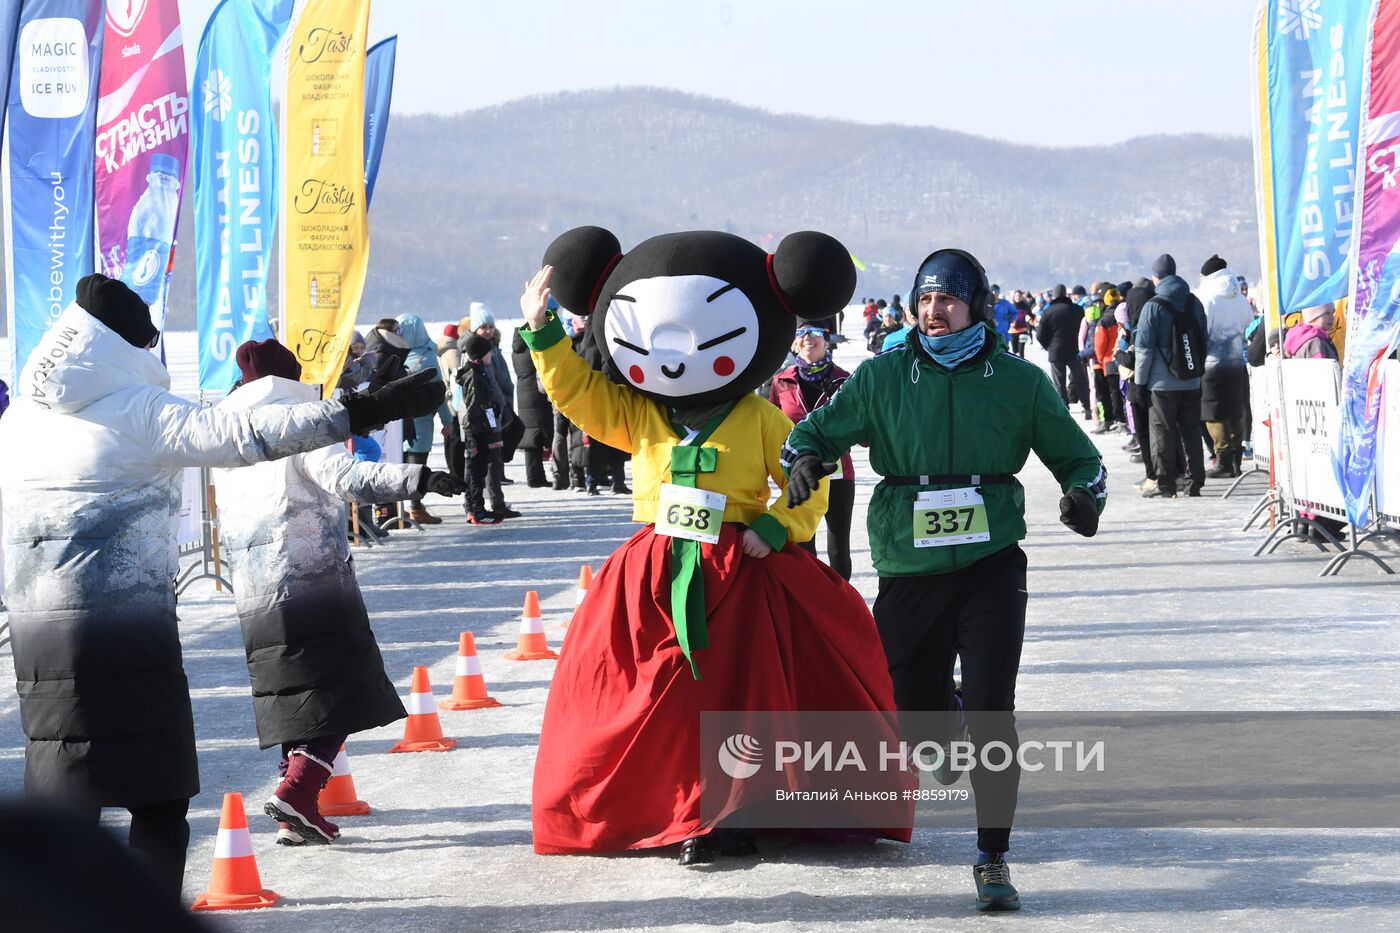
215, 339, 464, 847
0, 274, 444, 900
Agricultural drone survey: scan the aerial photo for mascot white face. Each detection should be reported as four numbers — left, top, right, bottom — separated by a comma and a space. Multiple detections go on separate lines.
541, 227, 857, 409
602, 274, 761, 399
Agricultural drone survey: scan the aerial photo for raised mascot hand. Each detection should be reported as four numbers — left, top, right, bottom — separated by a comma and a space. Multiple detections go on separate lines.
520, 266, 554, 331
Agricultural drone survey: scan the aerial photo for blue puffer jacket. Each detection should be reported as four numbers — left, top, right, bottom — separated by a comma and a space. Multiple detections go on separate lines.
396, 314, 453, 454
1133, 275, 1207, 392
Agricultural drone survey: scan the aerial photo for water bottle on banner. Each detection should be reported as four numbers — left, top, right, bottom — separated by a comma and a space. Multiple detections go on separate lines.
120, 153, 181, 308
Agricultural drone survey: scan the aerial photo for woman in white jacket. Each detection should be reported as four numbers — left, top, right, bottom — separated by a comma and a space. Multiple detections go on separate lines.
1197, 255, 1255, 477
0, 275, 444, 896
214, 340, 464, 845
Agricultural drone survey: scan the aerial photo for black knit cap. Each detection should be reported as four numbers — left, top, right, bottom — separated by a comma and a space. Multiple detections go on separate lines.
1201, 254, 1228, 276
76, 273, 158, 348
1152, 254, 1177, 278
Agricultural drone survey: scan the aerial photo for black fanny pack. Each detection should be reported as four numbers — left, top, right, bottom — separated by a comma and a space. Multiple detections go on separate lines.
884, 473, 1015, 486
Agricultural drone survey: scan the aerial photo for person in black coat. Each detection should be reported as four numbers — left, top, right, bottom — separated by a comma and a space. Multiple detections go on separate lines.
575, 321, 631, 495
511, 324, 556, 488
1036, 284, 1089, 419
1121, 280, 1158, 484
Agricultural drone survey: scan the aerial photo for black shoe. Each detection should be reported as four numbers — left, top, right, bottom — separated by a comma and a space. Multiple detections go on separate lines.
1206, 464, 1234, 479
611, 484, 632, 495
713, 828, 758, 857
973, 853, 1021, 912
500, 477, 516, 485
678, 836, 718, 867
490, 508, 522, 519
1188, 484, 1203, 497
587, 486, 601, 496
552, 477, 570, 491
528, 479, 552, 489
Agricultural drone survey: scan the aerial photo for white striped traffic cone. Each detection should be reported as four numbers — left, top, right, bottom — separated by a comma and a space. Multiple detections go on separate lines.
389, 666, 458, 752
504, 591, 558, 660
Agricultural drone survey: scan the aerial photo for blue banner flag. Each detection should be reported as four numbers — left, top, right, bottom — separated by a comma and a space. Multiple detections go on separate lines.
363, 35, 395, 208
190, 0, 293, 393
3, 0, 103, 388
1258, 0, 1368, 316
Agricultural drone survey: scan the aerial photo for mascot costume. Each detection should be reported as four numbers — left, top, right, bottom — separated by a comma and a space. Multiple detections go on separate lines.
520, 227, 912, 864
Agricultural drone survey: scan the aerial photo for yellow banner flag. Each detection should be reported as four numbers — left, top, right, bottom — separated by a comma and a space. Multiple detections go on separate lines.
281, 0, 372, 397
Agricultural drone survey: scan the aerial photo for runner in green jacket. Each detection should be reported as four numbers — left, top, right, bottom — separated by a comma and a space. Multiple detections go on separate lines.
783, 247, 1106, 913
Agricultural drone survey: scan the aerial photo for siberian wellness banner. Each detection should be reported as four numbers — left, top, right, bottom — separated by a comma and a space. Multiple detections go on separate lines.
94, 0, 188, 339
1254, 0, 1367, 317
280, 0, 371, 395
191, 0, 293, 393
3, 0, 103, 387
1334, 0, 1400, 528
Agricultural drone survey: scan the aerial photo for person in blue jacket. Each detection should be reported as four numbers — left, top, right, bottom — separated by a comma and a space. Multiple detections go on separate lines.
396, 313, 455, 524
990, 285, 1017, 342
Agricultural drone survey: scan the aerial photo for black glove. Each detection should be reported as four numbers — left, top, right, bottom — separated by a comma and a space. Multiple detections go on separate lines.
341, 369, 445, 434
1059, 486, 1099, 537
418, 470, 467, 497
785, 453, 837, 509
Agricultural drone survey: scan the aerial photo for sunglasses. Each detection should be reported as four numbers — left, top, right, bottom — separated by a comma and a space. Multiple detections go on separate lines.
794, 327, 829, 339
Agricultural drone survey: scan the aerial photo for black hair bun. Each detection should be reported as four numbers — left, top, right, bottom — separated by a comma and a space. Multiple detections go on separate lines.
771, 231, 857, 322
542, 226, 622, 315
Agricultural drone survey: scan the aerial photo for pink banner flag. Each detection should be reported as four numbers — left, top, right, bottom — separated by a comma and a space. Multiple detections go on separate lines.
93, 0, 188, 336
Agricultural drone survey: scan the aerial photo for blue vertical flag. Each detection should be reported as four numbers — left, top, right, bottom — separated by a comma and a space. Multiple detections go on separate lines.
1257, 0, 1368, 316
0, 0, 21, 153
190, 0, 294, 393
362, 35, 395, 208
3, 0, 103, 388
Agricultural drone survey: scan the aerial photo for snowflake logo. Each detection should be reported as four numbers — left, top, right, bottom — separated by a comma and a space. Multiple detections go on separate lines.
1278, 0, 1323, 42
202, 68, 232, 121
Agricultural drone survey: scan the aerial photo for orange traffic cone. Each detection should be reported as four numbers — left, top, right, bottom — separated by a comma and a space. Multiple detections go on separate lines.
563, 564, 593, 629
440, 632, 503, 710
319, 745, 371, 816
191, 793, 279, 912
389, 666, 458, 752
504, 590, 558, 660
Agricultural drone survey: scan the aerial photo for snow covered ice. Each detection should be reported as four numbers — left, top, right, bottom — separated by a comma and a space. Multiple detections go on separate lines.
1, 329, 1398, 931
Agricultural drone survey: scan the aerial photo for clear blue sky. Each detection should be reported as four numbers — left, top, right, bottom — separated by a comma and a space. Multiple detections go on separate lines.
178, 0, 1256, 145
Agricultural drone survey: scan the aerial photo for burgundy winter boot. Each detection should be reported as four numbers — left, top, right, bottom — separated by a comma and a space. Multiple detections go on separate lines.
265, 749, 340, 844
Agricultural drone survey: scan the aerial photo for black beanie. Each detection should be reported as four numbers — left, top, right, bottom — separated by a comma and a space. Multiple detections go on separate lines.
1052, 284, 1068, 299
463, 334, 492, 361
76, 273, 158, 348
1152, 254, 1177, 278
1201, 254, 1228, 277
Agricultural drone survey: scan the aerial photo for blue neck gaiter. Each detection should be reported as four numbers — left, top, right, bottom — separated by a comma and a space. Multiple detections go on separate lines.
918, 322, 988, 369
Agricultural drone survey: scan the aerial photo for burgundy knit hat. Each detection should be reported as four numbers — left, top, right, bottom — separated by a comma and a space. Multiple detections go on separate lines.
235, 338, 302, 383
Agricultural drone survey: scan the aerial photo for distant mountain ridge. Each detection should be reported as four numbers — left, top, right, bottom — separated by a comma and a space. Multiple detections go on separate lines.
2, 87, 1257, 335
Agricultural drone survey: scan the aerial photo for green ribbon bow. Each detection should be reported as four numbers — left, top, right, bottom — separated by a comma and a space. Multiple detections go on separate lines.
667, 407, 732, 680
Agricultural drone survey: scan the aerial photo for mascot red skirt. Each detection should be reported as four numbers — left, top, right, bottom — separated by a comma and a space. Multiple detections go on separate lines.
519, 226, 913, 864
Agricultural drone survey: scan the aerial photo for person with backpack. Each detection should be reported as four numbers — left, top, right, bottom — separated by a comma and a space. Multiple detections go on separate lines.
1134, 254, 1208, 498
455, 334, 508, 524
